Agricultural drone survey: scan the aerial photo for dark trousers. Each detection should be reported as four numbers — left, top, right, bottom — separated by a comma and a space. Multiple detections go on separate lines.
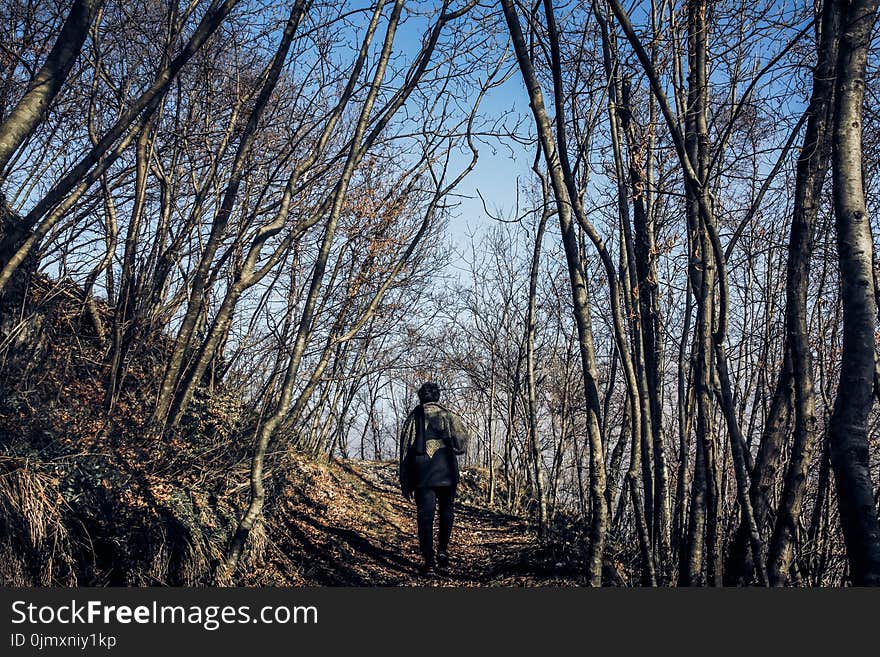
415, 486, 455, 565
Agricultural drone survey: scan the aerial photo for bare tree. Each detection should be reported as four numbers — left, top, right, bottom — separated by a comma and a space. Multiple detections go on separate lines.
827, 0, 880, 586
0, 0, 99, 176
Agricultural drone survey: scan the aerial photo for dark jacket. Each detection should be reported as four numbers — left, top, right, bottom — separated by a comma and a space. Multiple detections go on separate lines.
399, 402, 469, 494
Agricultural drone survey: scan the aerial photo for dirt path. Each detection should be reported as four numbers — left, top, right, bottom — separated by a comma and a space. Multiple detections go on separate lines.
259, 458, 582, 586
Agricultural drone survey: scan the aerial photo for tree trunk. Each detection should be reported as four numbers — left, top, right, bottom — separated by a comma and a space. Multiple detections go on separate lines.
488, 353, 497, 507
525, 197, 550, 538
827, 0, 880, 587
767, 0, 842, 586
501, 0, 609, 585
0, 0, 99, 175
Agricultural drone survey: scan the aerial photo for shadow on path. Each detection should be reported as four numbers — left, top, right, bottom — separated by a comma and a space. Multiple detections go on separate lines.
264, 458, 582, 586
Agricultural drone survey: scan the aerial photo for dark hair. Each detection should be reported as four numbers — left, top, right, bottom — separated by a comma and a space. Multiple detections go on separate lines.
417, 381, 441, 404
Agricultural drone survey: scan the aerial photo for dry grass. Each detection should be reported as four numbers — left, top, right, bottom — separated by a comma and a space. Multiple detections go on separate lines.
0, 455, 75, 585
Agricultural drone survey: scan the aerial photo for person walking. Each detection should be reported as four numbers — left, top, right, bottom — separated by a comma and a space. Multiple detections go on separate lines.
399, 382, 469, 576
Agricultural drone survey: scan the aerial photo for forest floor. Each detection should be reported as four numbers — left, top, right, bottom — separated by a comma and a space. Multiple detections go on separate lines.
250, 457, 586, 586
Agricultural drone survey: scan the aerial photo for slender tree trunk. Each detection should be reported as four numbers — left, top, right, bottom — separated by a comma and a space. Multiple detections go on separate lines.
806, 432, 832, 584
673, 268, 694, 562
827, 0, 880, 587
716, 342, 768, 585
0, 0, 99, 175
488, 353, 497, 507
678, 0, 715, 586
620, 74, 671, 580
728, 368, 792, 583
501, 0, 610, 585
600, 35, 656, 551
525, 195, 550, 538
561, 0, 657, 585
767, 0, 842, 586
